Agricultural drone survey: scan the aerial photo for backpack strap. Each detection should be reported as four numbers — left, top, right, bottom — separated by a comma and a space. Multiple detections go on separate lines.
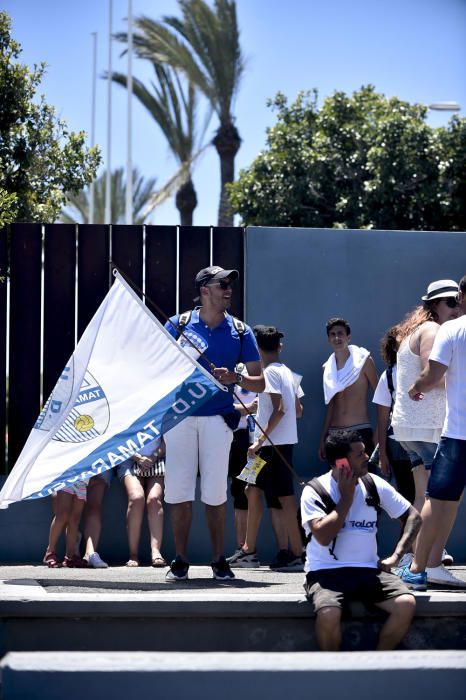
307, 477, 336, 514
360, 473, 381, 514
304, 478, 338, 559
231, 315, 245, 365
175, 310, 193, 340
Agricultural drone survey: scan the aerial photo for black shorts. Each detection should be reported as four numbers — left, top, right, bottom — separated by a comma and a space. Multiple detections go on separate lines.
255, 444, 295, 502
304, 567, 413, 614
228, 429, 249, 510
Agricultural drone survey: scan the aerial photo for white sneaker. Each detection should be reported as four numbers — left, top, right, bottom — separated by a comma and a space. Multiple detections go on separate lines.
426, 565, 466, 588
398, 552, 414, 568
441, 549, 454, 566
88, 552, 108, 569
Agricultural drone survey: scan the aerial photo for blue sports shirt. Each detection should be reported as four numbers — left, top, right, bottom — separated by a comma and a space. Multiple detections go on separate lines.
165, 309, 260, 416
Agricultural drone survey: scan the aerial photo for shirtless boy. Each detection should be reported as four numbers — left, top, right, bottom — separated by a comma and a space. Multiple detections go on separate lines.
318, 318, 378, 461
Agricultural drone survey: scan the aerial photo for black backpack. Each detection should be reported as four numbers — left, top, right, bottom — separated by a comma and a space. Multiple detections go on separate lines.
304, 474, 381, 560
175, 309, 246, 361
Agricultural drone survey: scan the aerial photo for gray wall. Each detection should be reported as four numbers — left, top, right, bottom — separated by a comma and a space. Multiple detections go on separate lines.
245, 226, 466, 560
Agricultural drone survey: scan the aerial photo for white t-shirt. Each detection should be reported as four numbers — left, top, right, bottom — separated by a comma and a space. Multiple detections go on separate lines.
300, 471, 410, 572
372, 366, 397, 408
429, 315, 466, 440
254, 363, 303, 446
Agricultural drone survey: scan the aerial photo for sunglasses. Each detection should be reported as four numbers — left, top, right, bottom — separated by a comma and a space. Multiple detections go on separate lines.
440, 297, 459, 308
205, 280, 234, 290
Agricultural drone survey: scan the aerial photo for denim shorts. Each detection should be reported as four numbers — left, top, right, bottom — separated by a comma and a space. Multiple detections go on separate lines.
427, 437, 466, 502
399, 440, 437, 470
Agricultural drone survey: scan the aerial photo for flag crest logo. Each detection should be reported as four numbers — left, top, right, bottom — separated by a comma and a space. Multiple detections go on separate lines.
53, 371, 110, 443
36, 367, 110, 443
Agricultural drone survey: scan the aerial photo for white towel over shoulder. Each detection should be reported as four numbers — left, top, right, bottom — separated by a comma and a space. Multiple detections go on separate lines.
323, 345, 370, 405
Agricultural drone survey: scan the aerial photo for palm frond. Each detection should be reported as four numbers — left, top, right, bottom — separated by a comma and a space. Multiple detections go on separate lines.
60, 167, 157, 224
116, 1, 244, 125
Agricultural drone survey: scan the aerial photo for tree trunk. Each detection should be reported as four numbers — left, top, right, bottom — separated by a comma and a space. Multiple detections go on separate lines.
175, 177, 197, 226
213, 122, 241, 227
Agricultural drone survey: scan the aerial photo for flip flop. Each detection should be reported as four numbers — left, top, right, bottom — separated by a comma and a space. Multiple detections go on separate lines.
126, 559, 139, 567
62, 555, 88, 568
151, 556, 167, 568
43, 551, 62, 568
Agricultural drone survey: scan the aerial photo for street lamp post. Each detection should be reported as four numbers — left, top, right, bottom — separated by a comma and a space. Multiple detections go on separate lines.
428, 102, 461, 112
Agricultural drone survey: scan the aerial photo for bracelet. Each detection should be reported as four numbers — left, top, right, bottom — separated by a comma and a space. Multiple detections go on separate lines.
235, 371, 244, 384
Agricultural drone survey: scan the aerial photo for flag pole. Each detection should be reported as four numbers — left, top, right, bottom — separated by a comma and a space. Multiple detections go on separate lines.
89, 31, 97, 224
105, 0, 113, 224
125, 0, 133, 224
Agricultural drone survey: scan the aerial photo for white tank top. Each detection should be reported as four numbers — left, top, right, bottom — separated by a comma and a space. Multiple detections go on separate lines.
391, 331, 445, 443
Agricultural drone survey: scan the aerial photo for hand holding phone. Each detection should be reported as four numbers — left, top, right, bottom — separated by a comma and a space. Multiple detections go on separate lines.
335, 458, 351, 477
336, 457, 356, 502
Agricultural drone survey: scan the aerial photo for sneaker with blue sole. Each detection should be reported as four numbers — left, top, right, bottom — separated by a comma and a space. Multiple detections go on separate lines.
166, 556, 189, 581
394, 565, 427, 591
211, 556, 235, 580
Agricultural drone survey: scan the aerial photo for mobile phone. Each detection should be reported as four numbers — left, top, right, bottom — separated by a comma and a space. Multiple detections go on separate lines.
335, 458, 351, 476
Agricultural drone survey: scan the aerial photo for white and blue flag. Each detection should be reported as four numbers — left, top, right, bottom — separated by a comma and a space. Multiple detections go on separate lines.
0, 272, 224, 508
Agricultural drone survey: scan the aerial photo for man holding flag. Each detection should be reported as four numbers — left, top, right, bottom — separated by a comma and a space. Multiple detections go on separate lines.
164, 267, 265, 581
0, 272, 232, 541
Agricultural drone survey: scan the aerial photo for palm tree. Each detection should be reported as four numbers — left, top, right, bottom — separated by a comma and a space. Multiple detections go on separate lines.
117, 0, 245, 226
60, 167, 156, 224
110, 63, 207, 226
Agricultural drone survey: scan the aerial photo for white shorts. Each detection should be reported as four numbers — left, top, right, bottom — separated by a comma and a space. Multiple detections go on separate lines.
164, 415, 233, 506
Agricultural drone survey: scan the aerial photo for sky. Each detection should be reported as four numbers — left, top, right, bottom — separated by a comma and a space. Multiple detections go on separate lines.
3, 0, 465, 226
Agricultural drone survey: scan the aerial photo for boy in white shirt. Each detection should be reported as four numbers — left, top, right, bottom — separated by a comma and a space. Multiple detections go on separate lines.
228, 325, 304, 570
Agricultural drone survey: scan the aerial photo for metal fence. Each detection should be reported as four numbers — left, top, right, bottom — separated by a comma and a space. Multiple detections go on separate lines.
0, 223, 245, 472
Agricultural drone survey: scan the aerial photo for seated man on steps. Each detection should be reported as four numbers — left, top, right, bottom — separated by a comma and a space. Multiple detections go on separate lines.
301, 429, 421, 651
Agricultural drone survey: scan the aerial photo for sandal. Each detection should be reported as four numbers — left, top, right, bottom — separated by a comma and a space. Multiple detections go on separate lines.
151, 556, 167, 568
62, 555, 88, 568
126, 559, 139, 567
43, 551, 62, 568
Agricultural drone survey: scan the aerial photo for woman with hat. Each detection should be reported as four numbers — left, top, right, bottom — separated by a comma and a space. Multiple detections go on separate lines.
391, 279, 460, 573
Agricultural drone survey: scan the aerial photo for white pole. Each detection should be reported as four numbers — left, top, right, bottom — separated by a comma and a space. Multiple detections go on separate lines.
105, 0, 113, 224
125, 0, 133, 224
89, 31, 97, 225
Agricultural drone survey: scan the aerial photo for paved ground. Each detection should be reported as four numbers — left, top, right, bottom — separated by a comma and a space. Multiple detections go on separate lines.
1, 563, 466, 596
0, 564, 308, 596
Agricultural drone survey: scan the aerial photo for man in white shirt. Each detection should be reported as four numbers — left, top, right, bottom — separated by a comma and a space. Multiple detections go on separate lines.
301, 429, 420, 651
228, 325, 304, 571
397, 275, 466, 590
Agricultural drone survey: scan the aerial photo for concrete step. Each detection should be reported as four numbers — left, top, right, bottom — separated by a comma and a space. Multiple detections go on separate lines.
1, 651, 466, 700
1, 566, 466, 653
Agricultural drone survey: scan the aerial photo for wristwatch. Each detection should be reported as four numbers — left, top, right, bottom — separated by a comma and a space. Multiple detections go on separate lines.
235, 371, 244, 384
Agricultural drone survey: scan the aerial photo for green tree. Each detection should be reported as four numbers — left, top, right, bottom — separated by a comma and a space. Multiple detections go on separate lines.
228, 86, 466, 231
111, 63, 207, 226
116, 0, 244, 227
60, 167, 157, 225
436, 116, 466, 232
0, 11, 100, 225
